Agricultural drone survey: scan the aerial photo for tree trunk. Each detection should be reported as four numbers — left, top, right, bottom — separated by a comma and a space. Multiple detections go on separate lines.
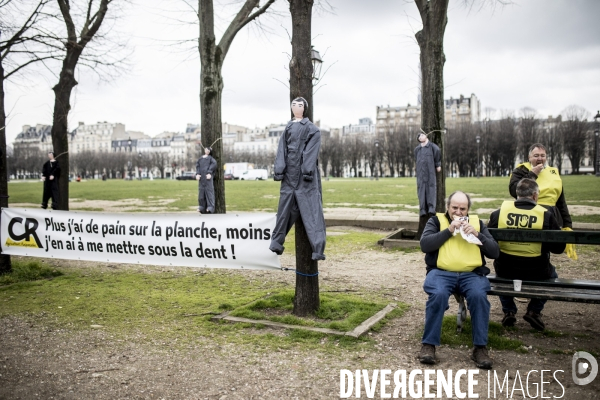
50, 0, 110, 210
0, 59, 11, 273
415, 0, 449, 235
51, 51, 81, 210
198, 37, 225, 213
289, 0, 319, 317
197, 0, 275, 213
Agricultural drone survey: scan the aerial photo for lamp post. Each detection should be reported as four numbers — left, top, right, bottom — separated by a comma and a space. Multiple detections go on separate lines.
181, 149, 185, 177
594, 111, 600, 177
485, 118, 492, 175
311, 46, 323, 82
476, 135, 481, 178
374, 139, 379, 180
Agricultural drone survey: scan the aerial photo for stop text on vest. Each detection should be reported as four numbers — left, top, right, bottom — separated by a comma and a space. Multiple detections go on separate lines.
506, 213, 538, 229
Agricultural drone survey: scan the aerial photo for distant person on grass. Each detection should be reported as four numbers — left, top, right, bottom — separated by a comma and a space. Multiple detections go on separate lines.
196, 146, 217, 214
418, 191, 499, 369
41, 151, 60, 210
488, 178, 565, 331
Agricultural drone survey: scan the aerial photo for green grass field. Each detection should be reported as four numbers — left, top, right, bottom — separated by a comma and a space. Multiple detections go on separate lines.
0, 259, 403, 351
8, 175, 600, 222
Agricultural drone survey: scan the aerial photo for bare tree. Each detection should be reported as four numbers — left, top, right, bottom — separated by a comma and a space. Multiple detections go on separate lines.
328, 135, 344, 177
151, 152, 170, 179
384, 128, 399, 178
71, 150, 97, 178
319, 139, 331, 177
414, 0, 449, 233
497, 114, 518, 173
413, 0, 508, 230
197, 0, 277, 214
103, 151, 125, 179
446, 122, 477, 176
383, 124, 413, 178
11, 143, 46, 178
344, 135, 365, 178
517, 107, 539, 160
135, 152, 152, 177
0, 0, 57, 272
365, 137, 378, 178
542, 118, 564, 172
561, 105, 590, 174
50, 0, 125, 210
399, 126, 416, 177
288, 0, 319, 316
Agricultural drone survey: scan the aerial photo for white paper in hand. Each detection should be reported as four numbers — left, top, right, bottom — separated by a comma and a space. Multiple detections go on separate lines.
460, 226, 483, 245
453, 216, 483, 245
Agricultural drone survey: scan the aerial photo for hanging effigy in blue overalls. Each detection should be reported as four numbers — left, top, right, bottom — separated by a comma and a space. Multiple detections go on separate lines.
414, 133, 441, 217
196, 146, 217, 214
269, 97, 326, 260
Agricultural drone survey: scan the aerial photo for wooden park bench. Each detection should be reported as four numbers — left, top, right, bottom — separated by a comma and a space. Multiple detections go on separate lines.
454, 228, 600, 332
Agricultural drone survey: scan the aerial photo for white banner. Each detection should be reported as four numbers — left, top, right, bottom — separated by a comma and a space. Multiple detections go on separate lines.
0, 208, 281, 271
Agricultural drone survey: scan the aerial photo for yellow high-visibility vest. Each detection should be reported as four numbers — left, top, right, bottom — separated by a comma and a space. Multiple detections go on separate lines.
437, 214, 482, 272
498, 200, 545, 257
517, 162, 562, 206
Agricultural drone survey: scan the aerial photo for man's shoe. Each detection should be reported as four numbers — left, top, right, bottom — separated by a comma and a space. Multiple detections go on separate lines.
471, 346, 493, 369
502, 311, 516, 327
418, 344, 436, 365
523, 310, 545, 331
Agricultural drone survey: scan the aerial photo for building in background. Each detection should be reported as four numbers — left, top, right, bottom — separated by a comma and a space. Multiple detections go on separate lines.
14, 124, 53, 152
445, 94, 481, 127
70, 121, 130, 154
342, 118, 375, 136
376, 93, 481, 133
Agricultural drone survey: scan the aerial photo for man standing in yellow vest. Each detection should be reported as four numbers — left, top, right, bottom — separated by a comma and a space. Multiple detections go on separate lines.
418, 191, 499, 369
488, 179, 566, 331
509, 143, 572, 229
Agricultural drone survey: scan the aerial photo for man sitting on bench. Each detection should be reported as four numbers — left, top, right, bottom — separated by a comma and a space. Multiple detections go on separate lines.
419, 191, 499, 369
488, 178, 566, 331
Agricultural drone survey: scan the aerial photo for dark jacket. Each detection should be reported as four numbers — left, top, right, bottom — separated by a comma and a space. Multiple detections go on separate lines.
420, 212, 500, 275
195, 156, 217, 186
488, 198, 566, 280
273, 118, 321, 189
509, 165, 572, 228
42, 160, 60, 181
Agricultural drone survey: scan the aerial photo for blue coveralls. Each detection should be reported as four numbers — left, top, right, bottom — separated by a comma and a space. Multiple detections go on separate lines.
414, 141, 441, 216
269, 118, 326, 260
196, 155, 216, 214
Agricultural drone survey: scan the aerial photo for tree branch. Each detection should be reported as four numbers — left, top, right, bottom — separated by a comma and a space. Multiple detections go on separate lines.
218, 0, 276, 59
198, 0, 216, 62
414, 0, 428, 15
4, 55, 57, 79
79, 0, 110, 47
243, 0, 277, 30
0, 0, 48, 53
56, 0, 77, 43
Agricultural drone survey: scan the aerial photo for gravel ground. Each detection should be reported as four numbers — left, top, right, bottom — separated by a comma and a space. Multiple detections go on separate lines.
1, 231, 600, 399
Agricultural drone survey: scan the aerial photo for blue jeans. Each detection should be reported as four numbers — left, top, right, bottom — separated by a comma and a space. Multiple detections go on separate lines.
422, 269, 491, 347
499, 265, 558, 314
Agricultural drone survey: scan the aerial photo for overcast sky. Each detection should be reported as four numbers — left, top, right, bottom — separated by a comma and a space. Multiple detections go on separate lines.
5, 0, 600, 143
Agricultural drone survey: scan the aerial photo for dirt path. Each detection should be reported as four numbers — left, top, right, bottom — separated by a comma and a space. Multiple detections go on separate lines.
1, 231, 600, 399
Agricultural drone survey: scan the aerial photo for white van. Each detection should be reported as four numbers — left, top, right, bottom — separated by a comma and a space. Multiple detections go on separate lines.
223, 162, 253, 179
240, 169, 268, 181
